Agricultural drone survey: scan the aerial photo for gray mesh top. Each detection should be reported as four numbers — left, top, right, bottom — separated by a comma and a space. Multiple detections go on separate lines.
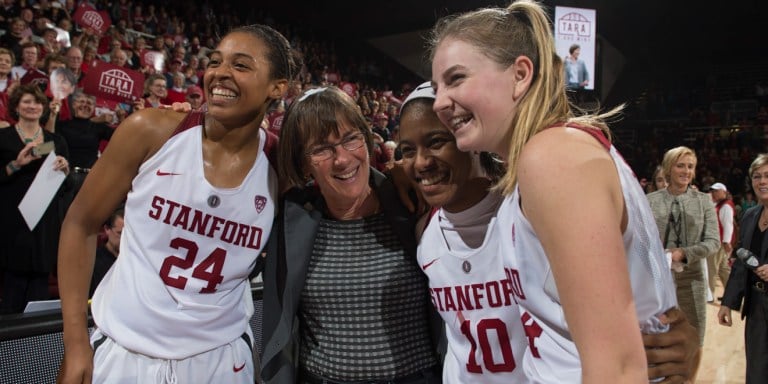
299, 213, 436, 381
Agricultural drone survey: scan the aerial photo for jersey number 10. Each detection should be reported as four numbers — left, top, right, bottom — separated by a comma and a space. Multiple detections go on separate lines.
460, 314, 543, 374
461, 318, 515, 373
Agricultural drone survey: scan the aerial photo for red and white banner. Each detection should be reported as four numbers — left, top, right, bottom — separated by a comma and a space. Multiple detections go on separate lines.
266, 110, 284, 134
73, 2, 111, 36
82, 61, 144, 103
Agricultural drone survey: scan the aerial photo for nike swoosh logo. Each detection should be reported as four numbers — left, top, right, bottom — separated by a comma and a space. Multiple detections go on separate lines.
421, 258, 440, 270
233, 362, 246, 373
156, 170, 182, 176
415, 83, 432, 91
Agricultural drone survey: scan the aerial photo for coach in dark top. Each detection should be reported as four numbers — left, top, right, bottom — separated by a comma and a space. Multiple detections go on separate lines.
260, 87, 441, 384
718, 153, 768, 383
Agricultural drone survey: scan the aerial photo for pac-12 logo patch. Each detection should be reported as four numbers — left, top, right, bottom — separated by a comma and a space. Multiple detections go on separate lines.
254, 195, 267, 213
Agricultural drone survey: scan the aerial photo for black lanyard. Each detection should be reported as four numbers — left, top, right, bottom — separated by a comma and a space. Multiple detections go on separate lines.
664, 198, 683, 248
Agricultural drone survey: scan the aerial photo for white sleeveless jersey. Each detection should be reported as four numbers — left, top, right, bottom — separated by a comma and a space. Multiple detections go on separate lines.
92, 122, 277, 359
418, 192, 528, 384
496, 126, 677, 382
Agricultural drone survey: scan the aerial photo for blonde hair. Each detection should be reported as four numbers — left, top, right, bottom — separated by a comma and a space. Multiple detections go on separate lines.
661, 146, 697, 183
749, 153, 768, 177
429, 0, 621, 195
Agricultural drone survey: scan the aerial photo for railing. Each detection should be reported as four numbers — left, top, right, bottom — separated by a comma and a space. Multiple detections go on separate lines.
0, 284, 264, 383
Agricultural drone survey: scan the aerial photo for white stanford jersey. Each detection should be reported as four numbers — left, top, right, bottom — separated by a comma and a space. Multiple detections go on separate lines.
418, 191, 528, 384
496, 124, 677, 383
92, 115, 277, 359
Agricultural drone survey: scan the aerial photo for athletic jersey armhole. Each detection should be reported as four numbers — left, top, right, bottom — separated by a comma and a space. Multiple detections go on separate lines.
171, 110, 204, 137
563, 122, 610, 150
261, 127, 279, 170
415, 207, 440, 241
543, 121, 610, 150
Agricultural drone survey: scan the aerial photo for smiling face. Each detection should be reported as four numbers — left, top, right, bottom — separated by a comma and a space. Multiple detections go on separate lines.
50, 71, 73, 99
16, 92, 44, 121
304, 118, 371, 208
668, 154, 696, 190
72, 94, 95, 118
149, 78, 167, 98
203, 31, 278, 128
752, 164, 768, 206
0, 53, 12, 76
431, 37, 520, 156
10, 19, 25, 36
399, 99, 487, 213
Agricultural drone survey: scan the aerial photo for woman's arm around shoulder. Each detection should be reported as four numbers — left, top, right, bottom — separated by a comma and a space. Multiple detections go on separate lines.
518, 127, 647, 383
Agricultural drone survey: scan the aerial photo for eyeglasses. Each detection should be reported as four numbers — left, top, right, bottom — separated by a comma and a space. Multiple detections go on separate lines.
306, 133, 366, 162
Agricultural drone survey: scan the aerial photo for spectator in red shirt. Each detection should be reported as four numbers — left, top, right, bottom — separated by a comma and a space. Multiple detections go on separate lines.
185, 85, 204, 111
164, 72, 186, 104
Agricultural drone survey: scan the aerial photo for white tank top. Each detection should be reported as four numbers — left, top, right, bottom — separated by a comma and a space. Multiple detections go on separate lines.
496, 125, 677, 382
418, 191, 528, 384
92, 121, 277, 359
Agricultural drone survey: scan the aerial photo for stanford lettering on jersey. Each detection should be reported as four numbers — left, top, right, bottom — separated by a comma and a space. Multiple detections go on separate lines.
148, 195, 263, 250
429, 268, 526, 312
504, 268, 526, 303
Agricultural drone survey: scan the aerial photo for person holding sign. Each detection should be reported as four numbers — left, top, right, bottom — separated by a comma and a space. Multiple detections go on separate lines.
0, 84, 69, 314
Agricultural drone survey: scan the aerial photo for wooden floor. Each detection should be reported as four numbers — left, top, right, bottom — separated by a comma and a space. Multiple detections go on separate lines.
698, 283, 746, 384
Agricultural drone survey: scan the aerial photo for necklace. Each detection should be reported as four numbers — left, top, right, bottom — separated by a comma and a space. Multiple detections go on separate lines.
760, 209, 768, 226
15, 125, 41, 144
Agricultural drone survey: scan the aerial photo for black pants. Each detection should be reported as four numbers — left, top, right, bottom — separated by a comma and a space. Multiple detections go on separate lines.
745, 286, 768, 384
299, 366, 441, 384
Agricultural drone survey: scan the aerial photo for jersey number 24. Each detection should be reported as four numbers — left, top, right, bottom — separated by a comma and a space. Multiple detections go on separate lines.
159, 237, 226, 293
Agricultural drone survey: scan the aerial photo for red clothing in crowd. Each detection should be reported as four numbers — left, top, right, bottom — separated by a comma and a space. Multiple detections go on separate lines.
164, 88, 186, 105
266, 110, 285, 137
